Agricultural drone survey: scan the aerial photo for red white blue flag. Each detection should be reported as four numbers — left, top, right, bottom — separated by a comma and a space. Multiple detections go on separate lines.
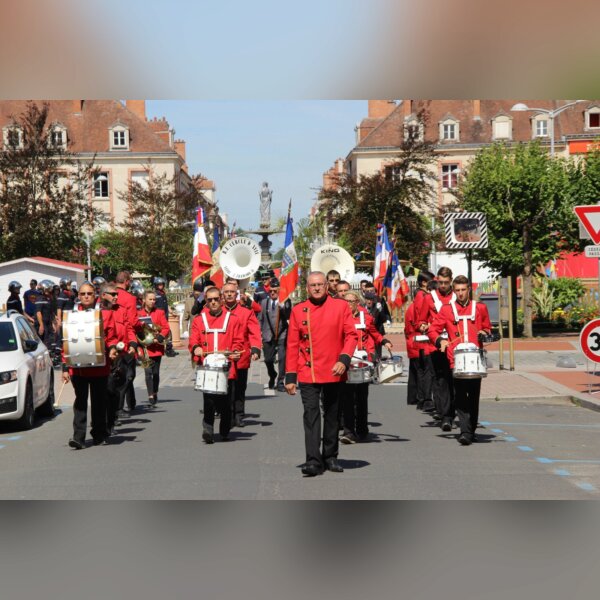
192, 207, 212, 285
210, 224, 224, 288
384, 249, 409, 307
373, 223, 392, 292
279, 205, 298, 303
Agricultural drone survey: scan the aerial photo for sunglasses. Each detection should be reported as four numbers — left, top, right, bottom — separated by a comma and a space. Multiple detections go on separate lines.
79, 292, 95, 296
104, 291, 118, 297
206, 297, 221, 303
328, 278, 340, 283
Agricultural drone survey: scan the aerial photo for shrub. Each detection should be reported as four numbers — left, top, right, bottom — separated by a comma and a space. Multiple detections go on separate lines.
547, 277, 586, 309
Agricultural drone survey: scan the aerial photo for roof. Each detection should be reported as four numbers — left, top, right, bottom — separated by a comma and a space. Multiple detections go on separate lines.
355, 100, 600, 150
0, 256, 87, 271
0, 100, 177, 155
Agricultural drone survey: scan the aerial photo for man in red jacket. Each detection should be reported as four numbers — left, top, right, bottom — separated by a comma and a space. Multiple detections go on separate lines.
222, 282, 262, 427
428, 275, 492, 445
189, 286, 244, 443
137, 289, 171, 407
285, 271, 358, 477
62, 282, 120, 448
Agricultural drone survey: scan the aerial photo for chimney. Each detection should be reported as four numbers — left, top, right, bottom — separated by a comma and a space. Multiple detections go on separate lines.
174, 140, 187, 172
368, 100, 397, 119
72, 100, 83, 114
403, 99, 412, 118
126, 100, 146, 121
473, 100, 481, 120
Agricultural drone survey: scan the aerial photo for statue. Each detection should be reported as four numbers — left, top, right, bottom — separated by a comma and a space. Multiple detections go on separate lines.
259, 181, 272, 228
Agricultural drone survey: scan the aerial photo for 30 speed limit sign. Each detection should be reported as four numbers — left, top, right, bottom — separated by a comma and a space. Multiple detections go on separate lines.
579, 318, 600, 362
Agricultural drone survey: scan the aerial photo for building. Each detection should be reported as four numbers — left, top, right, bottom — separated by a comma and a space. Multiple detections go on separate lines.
0, 100, 222, 229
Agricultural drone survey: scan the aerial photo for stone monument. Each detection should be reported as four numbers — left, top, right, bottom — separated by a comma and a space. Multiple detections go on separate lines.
247, 181, 284, 266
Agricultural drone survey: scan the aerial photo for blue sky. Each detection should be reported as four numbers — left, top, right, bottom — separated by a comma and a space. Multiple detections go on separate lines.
147, 100, 366, 245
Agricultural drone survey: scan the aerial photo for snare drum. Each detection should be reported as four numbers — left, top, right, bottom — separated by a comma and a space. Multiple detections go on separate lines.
347, 359, 374, 384
62, 309, 106, 368
413, 335, 429, 343
453, 343, 487, 379
373, 353, 404, 384
194, 364, 230, 394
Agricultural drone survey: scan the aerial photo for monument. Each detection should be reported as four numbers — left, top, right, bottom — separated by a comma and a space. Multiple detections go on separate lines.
247, 181, 284, 266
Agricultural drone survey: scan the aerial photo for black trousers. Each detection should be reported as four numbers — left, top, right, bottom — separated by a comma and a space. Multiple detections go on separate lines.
407, 352, 434, 405
232, 368, 248, 419
203, 381, 234, 437
263, 337, 286, 386
431, 350, 454, 420
144, 356, 162, 397
117, 352, 137, 412
454, 378, 482, 437
106, 358, 127, 430
71, 375, 108, 443
299, 382, 340, 468
342, 382, 369, 438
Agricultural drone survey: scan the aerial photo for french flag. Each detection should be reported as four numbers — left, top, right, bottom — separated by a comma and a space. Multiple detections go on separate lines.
210, 225, 224, 288
373, 224, 392, 293
384, 250, 409, 307
192, 207, 213, 285
279, 207, 298, 303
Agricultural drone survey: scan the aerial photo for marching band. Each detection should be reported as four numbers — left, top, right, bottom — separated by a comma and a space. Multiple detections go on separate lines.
4, 239, 492, 473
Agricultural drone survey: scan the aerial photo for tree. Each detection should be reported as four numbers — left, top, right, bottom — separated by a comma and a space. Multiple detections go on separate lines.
120, 170, 201, 281
318, 109, 440, 269
0, 102, 98, 262
456, 141, 589, 337
91, 229, 145, 279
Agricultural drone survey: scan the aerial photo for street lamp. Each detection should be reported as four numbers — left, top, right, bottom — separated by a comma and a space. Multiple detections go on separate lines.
510, 100, 587, 156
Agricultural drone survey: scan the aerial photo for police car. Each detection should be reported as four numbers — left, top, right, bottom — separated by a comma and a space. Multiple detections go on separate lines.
0, 310, 55, 429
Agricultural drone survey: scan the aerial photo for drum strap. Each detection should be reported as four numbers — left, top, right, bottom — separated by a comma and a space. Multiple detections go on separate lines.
201, 312, 231, 352
431, 290, 456, 313
451, 301, 476, 344
354, 311, 366, 350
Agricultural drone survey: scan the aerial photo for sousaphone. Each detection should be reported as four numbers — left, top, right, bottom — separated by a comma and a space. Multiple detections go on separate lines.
310, 244, 355, 281
219, 237, 262, 288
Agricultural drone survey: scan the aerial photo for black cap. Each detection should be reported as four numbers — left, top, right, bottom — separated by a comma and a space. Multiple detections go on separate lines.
364, 291, 376, 300
193, 281, 203, 292
269, 278, 280, 287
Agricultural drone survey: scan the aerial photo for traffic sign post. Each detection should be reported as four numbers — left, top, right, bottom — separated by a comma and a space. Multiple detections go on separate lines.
579, 318, 600, 395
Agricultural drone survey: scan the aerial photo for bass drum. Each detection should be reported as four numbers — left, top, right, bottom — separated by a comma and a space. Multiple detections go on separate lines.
62, 308, 106, 368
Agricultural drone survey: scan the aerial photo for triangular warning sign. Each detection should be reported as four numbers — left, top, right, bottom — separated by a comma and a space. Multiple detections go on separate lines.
574, 205, 600, 245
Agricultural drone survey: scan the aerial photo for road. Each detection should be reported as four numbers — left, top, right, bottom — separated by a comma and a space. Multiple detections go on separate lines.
0, 354, 599, 499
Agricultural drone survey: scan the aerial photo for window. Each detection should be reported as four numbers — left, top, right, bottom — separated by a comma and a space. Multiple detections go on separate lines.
438, 117, 459, 142
442, 164, 460, 190
94, 172, 109, 198
404, 119, 424, 142
535, 119, 548, 137
587, 109, 600, 129
443, 124, 455, 140
109, 124, 129, 150
3, 126, 23, 149
0, 323, 18, 352
492, 115, 512, 140
385, 164, 402, 183
130, 171, 149, 189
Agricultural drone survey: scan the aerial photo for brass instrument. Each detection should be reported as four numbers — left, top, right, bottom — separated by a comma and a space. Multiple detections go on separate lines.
136, 321, 165, 369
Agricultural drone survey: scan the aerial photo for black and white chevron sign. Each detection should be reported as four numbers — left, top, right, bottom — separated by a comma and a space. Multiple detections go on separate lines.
443, 212, 488, 249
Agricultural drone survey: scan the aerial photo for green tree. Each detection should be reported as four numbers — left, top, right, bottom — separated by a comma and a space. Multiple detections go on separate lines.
120, 170, 201, 281
0, 101, 98, 262
91, 229, 145, 279
456, 142, 588, 337
318, 110, 440, 268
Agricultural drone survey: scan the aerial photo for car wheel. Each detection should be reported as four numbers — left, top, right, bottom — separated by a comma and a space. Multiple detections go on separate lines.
17, 380, 35, 431
38, 370, 55, 418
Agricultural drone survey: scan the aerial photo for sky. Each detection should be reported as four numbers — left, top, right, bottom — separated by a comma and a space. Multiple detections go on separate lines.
147, 100, 367, 246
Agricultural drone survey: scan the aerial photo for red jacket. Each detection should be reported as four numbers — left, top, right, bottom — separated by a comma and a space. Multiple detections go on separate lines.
109, 303, 137, 348
417, 289, 456, 329
428, 300, 492, 368
352, 306, 383, 359
224, 302, 262, 369
285, 295, 358, 384
63, 305, 119, 377
136, 307, 170, 358
405, 301, 435, 358
116, 288, 139, 330
188, 308, 244, 380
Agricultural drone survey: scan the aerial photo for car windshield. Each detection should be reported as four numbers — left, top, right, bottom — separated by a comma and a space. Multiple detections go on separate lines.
0, 322, 18, 352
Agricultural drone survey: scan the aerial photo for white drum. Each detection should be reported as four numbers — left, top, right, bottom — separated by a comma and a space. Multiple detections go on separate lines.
453, 343, 487, 379
62, 309, 106, 368
194, 365, 229, 394
347, 360, 374, 384
373, 352, 403, 384
413, 335, 429, 343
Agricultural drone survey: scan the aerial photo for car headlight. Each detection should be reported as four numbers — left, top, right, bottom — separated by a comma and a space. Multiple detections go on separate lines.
0, 371, 17, 384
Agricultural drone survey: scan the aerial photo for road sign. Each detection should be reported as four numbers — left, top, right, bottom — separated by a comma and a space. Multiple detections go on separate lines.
585, 245, 600, 258
574, 205, 600, 244
579, 318, 600, 363
443, 212, 488, 249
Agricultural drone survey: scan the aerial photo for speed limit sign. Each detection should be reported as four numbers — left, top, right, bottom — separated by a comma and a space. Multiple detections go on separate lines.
579, 318, 600, 362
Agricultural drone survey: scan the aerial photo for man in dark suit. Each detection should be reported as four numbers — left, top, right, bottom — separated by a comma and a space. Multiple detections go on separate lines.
258, 278, 291, 391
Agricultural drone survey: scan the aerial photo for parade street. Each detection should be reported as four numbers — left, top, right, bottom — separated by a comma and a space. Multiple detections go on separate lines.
0, 351, 599, 500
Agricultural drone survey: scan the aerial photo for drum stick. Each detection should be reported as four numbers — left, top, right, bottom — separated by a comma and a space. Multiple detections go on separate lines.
56, 379, 67, 405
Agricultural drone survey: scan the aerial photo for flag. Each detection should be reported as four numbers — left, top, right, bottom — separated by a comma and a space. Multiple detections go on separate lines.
210, 225, 224, 288
373, 224, 392, 293
230, 221, 237, 239
384, 250, 410, 307
192, 207, 212, 285
279, 204, 298, 303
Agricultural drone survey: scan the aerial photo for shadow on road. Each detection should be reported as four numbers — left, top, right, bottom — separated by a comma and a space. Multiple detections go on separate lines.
227, 431, 257, 441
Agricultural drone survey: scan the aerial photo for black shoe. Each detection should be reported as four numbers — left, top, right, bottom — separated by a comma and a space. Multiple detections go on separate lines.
301, 463, 323, 477
202, 430, 214, 444
325, 457, 344, 473
93, 437, 108, 446
340, 432, 357, 445
68, 438, 85, 450
268, 376, 276, 389
458, 433, 473, 446
221, 433, 230, 441
235, 417, 245, 428
432, 412, 442, 421
108, 427, 116, 436
276, 383, 286, 392
441, 419, 453, 432
166, 350, 178, 357
416, 400, 424, 410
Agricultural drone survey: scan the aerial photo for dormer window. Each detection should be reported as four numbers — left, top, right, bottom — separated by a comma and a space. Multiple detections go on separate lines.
3, 125, 23, 150
109, 124, 129, 150
534, 117, 548, 138
404, 118, 424, 142
492, 114, 512, 140
48, 123, 67, 149
439, 117, 459, 142
585, 107, 600, 130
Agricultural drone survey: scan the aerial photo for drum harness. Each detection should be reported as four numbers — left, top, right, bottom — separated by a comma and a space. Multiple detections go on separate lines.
432, 290, 456, 341
352, 310, 375, 368
450, 300, 483, 356
201, 312, 231, 361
